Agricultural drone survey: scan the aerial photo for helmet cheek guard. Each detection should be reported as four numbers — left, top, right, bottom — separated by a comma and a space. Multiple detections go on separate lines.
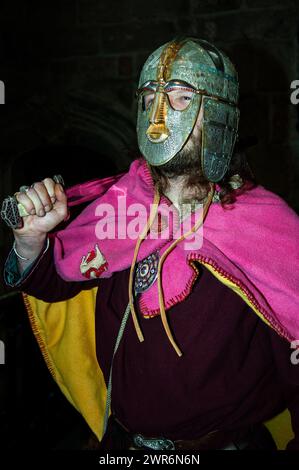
201, 97, 240, 182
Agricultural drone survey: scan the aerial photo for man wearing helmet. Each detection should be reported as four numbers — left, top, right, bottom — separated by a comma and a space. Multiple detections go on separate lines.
3, 38, 299, 450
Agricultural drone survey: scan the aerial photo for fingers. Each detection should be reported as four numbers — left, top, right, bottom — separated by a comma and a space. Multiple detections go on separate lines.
54, 182, 67, 203
14, 191, 36, 216
15, 179, 56, 217
31, 182, 53, 213
18, 187, 45, 217
42, 177, 56, 204
54, 182, 69, 220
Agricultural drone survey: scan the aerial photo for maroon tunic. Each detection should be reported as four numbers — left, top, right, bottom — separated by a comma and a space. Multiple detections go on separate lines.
5, 238, 299, 448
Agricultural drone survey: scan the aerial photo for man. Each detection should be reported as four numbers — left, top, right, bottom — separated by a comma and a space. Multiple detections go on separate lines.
3, 38, 299, 450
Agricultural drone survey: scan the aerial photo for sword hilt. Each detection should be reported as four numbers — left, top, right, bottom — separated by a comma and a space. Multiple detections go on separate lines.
1, 175, 64, 229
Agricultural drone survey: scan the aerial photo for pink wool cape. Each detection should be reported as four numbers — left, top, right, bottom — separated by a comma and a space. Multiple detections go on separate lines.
53, 158, 299, 343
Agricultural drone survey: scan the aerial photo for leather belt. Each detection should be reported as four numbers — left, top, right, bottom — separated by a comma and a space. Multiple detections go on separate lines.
103, 415, 254, 451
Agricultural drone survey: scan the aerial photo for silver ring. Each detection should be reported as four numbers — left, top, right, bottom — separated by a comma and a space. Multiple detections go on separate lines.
53, 175, 64, 186
19, 185, 30, 193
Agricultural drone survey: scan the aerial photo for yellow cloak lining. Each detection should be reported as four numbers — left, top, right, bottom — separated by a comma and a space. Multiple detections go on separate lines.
22, 287, 107, 441
22, 284, 294, 449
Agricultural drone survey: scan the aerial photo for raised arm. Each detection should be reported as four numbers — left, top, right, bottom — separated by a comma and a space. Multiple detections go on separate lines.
4, 177, 98, 302
11, 177, 67, 274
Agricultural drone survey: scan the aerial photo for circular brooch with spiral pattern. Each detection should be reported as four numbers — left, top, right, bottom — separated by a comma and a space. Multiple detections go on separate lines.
134, 252, 159, 294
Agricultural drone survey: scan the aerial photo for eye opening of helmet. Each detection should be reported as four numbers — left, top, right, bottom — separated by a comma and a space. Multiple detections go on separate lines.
137, 80, 201, 112
136, 79, 235, 112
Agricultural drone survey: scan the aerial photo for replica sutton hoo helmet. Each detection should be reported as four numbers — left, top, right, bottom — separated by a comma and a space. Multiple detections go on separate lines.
136, 38, 240, 183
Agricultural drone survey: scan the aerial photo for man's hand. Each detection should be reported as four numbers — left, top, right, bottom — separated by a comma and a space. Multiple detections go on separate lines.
11, 178, 68, 272
13, 178, 68, 238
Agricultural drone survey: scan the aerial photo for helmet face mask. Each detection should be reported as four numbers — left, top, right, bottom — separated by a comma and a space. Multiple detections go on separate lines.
136, 38, 240, 183
137, 79, 202, 166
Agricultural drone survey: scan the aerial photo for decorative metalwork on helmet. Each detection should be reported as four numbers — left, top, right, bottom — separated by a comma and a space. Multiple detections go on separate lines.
136, 38, 239, 182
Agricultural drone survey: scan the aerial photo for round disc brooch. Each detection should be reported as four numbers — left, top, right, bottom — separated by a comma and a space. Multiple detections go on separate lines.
134, 252, 159, 294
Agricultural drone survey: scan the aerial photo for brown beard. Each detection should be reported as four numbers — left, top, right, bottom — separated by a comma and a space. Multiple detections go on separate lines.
149, 129, 210, 203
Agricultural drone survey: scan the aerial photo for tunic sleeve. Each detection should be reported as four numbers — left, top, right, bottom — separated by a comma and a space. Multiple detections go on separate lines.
3, 235, 99, 302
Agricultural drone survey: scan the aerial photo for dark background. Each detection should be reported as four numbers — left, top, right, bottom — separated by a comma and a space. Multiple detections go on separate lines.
0, 0, 298, 450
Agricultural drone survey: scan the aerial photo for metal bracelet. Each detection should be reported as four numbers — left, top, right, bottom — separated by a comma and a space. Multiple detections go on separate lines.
13, 241, 30, 260
12, 237, 49, 261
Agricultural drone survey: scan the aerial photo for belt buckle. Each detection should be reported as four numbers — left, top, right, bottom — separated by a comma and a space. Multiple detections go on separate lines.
132, 433, 175, 451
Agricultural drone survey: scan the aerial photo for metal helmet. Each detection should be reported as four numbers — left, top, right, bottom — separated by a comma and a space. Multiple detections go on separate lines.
136, 38, 239, 182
